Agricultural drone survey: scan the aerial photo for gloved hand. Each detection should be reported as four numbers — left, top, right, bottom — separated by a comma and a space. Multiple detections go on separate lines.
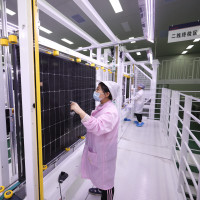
70, 102, 82, 114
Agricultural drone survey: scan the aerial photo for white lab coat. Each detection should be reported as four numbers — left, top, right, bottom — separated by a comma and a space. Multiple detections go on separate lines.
132, 89, 144, 114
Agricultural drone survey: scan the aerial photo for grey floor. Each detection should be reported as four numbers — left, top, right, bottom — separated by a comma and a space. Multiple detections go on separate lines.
43, 119, 182, 200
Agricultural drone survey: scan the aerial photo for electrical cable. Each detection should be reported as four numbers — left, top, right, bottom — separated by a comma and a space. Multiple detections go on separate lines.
59, 182, 63, 200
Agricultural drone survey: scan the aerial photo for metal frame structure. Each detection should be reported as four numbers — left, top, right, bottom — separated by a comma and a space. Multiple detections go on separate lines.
0, 0, 157, 199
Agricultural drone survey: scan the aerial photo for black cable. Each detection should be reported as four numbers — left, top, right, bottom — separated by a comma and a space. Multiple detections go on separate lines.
59, 182, 63, 200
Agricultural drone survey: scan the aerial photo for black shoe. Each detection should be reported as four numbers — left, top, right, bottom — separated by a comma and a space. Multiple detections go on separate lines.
89, 188, 102, 196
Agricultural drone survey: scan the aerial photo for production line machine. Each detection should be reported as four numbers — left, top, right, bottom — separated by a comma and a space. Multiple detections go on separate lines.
0, 0, 158, 199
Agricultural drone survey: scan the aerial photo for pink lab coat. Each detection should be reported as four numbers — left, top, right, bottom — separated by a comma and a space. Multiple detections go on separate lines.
81, 100, 119, 190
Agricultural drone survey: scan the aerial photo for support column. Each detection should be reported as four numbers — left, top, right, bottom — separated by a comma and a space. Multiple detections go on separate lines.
96, 48, 101, 62
0, 33, 9, 187
17, 0, 40, 199
169, 91, 180, 155
150, 59, 159, 120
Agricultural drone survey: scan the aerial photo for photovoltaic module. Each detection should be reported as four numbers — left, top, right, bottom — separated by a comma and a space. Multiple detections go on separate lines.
12, 45, 96, 180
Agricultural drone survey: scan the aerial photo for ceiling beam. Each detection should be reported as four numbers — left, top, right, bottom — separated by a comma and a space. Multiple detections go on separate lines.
135, 65, 152, 80
139, 63, 153, 75
39, 36, 107, 68
128, 48, 150, 53
125, 52, 153, 75
74, 0, 119, 43
76, 36, 145, 51
37, 0, 99, 45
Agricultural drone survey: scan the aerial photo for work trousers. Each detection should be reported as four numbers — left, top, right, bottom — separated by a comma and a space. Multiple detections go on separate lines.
135, 113, 142, 122
100, 187, 114, 200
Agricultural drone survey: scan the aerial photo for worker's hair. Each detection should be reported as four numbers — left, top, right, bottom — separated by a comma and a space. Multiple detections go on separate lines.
99, 82, 113, 100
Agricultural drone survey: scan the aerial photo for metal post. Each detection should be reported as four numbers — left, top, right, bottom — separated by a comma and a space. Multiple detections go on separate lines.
197, 174, 200, 200
17, 0, 40, 199
177, 96, 192, 192
1, 0, 18, 178
89, 48, 92, 58
116, 46, 124, 138
160, 88, 166, 128
169, 91, 180, 157
97, 48, 101, 62
150, 60, 159, 119
0, 31, 9, 187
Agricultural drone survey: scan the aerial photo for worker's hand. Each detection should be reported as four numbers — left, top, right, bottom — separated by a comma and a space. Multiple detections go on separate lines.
70, 102, 82, 114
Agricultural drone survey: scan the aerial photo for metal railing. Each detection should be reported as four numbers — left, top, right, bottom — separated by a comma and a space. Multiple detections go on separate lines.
158, 57, 200, 81
160, 88, 200, 200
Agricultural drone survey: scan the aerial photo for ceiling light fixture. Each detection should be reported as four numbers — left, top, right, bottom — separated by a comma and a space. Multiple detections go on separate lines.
193, 38, 200, 42
83, 49, 88, 51
131, 41, 136, 43
61, 38, 74, 44
6, 8, 16, 16
129, 37, 134, 39
39, 26, 52, 34
136, 52, 141, 56
181, 51, 187, 54
186, 45, 194, 49
109, 0, 123, 13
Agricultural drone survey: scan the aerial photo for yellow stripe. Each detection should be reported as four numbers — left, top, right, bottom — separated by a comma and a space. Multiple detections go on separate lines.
32, 0, 44, 199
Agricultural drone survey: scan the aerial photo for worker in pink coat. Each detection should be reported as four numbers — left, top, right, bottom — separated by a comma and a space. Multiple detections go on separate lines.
70, 81, 120, 200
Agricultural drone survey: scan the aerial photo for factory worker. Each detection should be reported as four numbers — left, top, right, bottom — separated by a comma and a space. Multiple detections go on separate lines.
70, 81, 120, 200
132, 83, 145, 127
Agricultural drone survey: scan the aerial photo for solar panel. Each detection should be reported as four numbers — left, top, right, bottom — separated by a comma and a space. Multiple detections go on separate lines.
12, 45, 96, 170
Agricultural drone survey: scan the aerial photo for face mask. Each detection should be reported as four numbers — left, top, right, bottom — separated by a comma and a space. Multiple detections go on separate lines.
93, 91, 102, 101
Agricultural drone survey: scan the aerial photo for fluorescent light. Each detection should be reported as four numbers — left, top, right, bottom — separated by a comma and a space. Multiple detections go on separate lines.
136, 52, 141, 56
61, 38, 74, 44
131, 41, 136, 43
109, 0, 123, 13
129, 37, 134, 39
181, 51, 187, 54
6, 8, 16, 16
83, 49, 88, 51
39, 26, 52, 34
186, 45, 194, 49
193, 38, 200, 42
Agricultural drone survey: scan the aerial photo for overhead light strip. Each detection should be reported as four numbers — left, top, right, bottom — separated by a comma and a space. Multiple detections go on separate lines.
182, 51, 187, 54
109, 0, 123, 13
61, 38, 74, 45
186, 45, 194, 49
6, 8, 16, 16
193, 38, 200, 42
39, 26, 52, 34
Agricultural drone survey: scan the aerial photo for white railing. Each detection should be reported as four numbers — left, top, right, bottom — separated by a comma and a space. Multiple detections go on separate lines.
160, 88, 200, 200
158, 57, 200, 81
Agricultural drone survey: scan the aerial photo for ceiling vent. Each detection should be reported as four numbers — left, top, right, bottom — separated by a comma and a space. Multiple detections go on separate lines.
71, 14, 85, 23
164, 0, 176, 2
121, 22, 131, 32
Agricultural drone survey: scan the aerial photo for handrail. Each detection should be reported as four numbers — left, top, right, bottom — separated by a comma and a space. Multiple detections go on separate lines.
186, 127, 200, 148
187, 111, 200, 124
184, 142, 200, 171
183, 156, 198, 191
181, 171, 194, 200
160, 88, 200, 199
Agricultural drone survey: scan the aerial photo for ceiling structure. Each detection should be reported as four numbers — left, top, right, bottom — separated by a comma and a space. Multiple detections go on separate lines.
5, 0, 200, 62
